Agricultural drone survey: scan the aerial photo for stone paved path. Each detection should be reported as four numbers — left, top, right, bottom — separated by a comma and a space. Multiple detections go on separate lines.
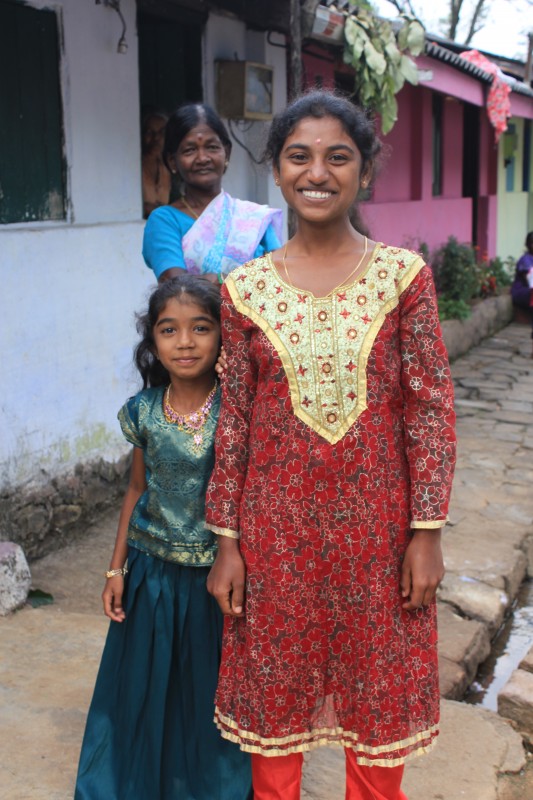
1, 323, 533, 799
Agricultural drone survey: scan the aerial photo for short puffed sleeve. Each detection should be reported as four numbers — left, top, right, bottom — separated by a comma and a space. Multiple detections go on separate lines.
117, 395, 146, 449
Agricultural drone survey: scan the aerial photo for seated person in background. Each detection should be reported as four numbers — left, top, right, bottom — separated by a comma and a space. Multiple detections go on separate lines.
511, 231, 533, 354
141, 111, 171, 218
142, 102, 283, 284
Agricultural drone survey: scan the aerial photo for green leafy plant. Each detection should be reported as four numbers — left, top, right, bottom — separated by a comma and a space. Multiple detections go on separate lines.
473, 251, 513, 297
437, 297, 471, 321
343, 3, 425, 133
431, 236, 479, 304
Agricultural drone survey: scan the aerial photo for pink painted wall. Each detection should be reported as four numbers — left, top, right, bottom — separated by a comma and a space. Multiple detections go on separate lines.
416, 54, 485, 107
373, 84, 434, 203
510, 93, 533, 120
367, 85, 474, 252
362, 197, 473, 252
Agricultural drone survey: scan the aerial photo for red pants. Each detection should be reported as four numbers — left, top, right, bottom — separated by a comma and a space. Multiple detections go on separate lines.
251, 750, 408, 800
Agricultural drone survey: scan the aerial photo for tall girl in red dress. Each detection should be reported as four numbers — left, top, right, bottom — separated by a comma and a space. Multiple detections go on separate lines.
205, 91, 456, 800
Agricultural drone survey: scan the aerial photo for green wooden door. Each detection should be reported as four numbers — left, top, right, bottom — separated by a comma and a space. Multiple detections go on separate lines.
0, 1, 65, 224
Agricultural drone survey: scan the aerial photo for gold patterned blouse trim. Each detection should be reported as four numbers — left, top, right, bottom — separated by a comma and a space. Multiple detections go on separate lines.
268, 241, 383, 300
411, 519, 447, 529
215, 707, 437, 753
206, 523, 240, 539
226, 251, 424, 445
216, 726, 436, 765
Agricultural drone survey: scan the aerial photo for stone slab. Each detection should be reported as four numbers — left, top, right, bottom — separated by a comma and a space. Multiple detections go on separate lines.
438, 574, 509, 633
519, 645, 533, 674
498, 669, 533, 735
443, 534, 527, 597
437, 603, 491, 691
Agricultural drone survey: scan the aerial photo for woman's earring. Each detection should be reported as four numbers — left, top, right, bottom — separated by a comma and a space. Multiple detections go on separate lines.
274, 177, 280, 186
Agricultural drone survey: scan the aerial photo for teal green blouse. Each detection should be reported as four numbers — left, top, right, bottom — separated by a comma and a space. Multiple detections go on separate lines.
118, 385, 220, 566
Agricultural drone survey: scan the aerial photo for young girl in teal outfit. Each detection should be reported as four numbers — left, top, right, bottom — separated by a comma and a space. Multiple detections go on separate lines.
74, 275, 252, 800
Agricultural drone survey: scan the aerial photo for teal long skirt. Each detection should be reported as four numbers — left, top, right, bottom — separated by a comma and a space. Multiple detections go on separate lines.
74, 547, 252, 800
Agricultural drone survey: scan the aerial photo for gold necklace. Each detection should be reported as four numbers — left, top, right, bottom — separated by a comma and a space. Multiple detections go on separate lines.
163, 381, 218, 451
181, 194, 200, 219
282, 237, 368, 297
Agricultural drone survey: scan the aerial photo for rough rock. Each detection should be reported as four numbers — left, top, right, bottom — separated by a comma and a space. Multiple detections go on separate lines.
0, 542, 31, 615
437, 603, 491, 696
438, 573, 509, 634
498, 669, 533, 738
519, 645, 533, 674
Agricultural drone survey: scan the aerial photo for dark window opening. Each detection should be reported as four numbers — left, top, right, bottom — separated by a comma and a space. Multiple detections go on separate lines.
523, 120, 531, 193
0, 1, 65, 224
462, 102, 480, 245
432, 93, 443, 197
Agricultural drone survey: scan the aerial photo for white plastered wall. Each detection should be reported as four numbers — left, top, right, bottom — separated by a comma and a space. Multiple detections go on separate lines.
1, 0, 151, 489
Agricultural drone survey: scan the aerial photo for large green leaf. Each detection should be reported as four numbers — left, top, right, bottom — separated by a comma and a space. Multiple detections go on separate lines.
385, 39, 402, 66
392, 67, 406, 93
407, 21, 425, 56
345, 18, 368, 60
380, 94, 398, 135
400, 53, 419, 85
364, 40, 387, 75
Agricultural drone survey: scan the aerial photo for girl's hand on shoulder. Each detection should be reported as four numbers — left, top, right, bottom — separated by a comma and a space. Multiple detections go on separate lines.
102, 576, 126, 622
401, 529, 445, 611
207, 537, 246, 617
215, 346, 227, 376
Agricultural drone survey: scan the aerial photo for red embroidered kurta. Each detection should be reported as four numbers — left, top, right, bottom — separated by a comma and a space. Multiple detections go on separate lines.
205, 244, 456, 765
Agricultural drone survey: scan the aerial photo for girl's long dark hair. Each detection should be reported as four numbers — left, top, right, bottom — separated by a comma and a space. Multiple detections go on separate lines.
134, 275, 221, 389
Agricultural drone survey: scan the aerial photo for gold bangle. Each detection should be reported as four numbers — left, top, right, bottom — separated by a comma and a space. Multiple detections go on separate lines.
105, 567, 127, 578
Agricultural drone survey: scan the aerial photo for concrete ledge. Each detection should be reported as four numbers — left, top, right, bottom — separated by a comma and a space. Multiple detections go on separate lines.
442, 294, 513, 362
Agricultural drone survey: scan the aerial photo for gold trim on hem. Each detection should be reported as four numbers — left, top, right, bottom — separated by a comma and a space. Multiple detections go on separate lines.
215, 707, 438, 752
411, 519, 447, 529
206, 524, 240, 539
214, 708, 438, 764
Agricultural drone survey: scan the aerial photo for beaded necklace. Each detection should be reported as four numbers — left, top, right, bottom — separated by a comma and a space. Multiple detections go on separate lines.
163, 381, 218, 452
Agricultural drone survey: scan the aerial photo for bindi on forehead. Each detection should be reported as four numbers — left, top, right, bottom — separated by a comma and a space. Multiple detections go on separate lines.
315, 138, 321, 144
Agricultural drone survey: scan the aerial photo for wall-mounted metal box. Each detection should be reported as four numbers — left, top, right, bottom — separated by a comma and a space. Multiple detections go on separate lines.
216, 60, 274, 120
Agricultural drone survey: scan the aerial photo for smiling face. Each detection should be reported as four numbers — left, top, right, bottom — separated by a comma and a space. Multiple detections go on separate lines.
152, 295, 220, 384
167, 123, 228, 194
273, 116, 369, 224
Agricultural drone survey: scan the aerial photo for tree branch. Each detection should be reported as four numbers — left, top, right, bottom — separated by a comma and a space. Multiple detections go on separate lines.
448, 0, 465, 40
464, 0, 489, 45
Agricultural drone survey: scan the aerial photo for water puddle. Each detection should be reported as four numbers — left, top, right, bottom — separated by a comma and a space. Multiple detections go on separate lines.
465, 578, 533, 710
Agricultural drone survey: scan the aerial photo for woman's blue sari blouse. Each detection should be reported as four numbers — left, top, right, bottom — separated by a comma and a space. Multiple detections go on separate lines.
118, 385, 219, 566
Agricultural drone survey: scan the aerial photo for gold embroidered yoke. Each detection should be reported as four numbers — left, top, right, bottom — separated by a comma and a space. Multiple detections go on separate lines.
226, 244, 424, 444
